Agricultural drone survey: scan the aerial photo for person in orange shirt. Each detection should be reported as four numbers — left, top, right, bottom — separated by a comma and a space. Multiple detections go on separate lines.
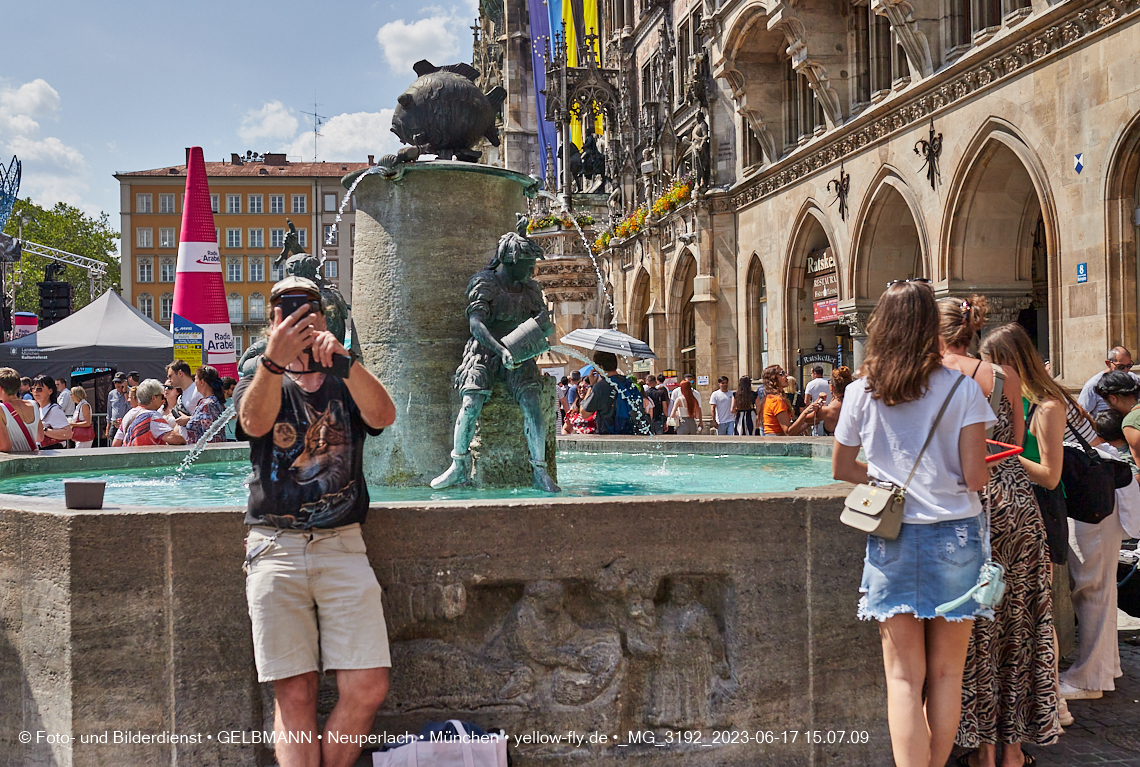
758, 364, 822, 436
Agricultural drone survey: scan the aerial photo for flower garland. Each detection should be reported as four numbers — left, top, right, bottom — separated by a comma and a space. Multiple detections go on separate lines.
526, 212, 595, 233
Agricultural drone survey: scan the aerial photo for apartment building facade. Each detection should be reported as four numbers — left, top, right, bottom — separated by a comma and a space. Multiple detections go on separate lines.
115, 153, 370, 355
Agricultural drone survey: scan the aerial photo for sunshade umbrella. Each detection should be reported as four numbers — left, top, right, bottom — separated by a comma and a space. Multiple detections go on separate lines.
559, 328, 657, 359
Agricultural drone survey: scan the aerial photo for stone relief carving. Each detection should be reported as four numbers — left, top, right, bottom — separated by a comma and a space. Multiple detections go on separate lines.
378, 568, 738, 735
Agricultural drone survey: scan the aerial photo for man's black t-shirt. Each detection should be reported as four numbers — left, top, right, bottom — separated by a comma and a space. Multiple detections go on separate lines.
646, 386, 667, 420
234, 373, 382, 529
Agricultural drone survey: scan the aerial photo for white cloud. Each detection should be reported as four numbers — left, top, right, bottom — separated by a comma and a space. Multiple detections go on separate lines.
239, 100, 299, 144
0, 78, 88, 209
279, 110, 400, 162
376, 2, 478, 75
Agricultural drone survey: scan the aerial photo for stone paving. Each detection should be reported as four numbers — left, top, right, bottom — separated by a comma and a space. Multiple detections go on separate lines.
950, 618, 1140, 767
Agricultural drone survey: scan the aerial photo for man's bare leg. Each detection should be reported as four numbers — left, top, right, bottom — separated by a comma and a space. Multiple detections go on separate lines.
321, 667, 390, 767
274, 672, 320, 767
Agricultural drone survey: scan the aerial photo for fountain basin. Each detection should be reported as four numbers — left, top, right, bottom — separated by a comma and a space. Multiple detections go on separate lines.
0, 438, 892, 767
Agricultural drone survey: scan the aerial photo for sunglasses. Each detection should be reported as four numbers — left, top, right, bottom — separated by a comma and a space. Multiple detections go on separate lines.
1111, 362, 1133, 371
163, 384, 174, 390
886, 277, 932, 288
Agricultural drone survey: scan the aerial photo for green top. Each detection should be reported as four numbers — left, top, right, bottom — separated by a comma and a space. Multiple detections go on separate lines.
1022, 397, 1041, 463
1123, 405, 1140, 436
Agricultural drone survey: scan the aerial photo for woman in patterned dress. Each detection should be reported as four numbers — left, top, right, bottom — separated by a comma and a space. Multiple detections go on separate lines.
185, 365, 228, 444
949, 316, 1063, 767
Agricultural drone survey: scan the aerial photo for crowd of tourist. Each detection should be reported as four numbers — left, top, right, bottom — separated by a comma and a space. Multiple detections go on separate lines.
831, 280, 1140, 767
555, 356, 859, 438
0, 359, 238, 453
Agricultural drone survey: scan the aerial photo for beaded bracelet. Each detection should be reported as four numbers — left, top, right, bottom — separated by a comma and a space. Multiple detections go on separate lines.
260, 355, 287, 375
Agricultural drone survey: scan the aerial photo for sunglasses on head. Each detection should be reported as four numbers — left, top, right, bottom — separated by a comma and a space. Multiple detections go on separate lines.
886, 277, 932, 288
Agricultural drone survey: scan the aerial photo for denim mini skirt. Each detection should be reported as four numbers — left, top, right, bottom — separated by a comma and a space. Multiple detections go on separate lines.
858, 514, 989, 622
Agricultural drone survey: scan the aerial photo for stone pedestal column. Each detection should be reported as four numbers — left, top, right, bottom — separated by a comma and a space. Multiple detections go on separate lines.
347, 162, 542, 486
840, 311, 870, 372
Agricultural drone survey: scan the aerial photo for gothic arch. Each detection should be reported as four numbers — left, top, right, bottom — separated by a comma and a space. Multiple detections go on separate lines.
667, 250, 698, 375
784, 201, 841, 370
628, 267, 652, 343
745, 254, 769, 376
1106, 110, 1140, 355
942, 119, 1060, 362
849, 167, 931, 302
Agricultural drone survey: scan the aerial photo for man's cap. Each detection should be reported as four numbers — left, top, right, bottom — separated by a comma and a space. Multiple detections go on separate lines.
127, 370, 139, 378
270, 275, 321, 304
113, 373, 126, 382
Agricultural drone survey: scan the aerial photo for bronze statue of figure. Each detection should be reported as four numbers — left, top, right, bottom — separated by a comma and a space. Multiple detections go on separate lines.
691, 110, 711, 189
432, 217, 560, 492
237, 220, 354, 377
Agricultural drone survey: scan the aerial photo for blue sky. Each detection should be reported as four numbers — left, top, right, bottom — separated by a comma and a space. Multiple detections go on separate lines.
1, 0, 477, 235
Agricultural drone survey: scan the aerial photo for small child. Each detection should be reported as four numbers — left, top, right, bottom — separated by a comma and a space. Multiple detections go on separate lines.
1093, 409, 1138, 474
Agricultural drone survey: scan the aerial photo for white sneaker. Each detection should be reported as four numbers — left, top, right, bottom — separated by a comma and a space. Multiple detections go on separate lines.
1058, 696, 1074, 727
1059, 680, 1102, 700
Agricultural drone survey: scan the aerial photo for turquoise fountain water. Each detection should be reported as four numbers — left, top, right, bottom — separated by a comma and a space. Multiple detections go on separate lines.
0, 452, 835, 506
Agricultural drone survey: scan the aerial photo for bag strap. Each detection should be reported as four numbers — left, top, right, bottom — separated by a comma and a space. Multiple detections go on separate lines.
446, 721, 476, 767
984, 363, 1005, 438
899, 374, 966, 493
3, 402, 35, 450
1063, 407, 1101, 463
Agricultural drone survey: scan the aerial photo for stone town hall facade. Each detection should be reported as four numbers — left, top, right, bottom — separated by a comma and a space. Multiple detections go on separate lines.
477, 0, 1140, 390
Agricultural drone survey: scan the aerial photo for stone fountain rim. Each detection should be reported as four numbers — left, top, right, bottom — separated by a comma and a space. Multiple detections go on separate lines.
342, 159, 542, 197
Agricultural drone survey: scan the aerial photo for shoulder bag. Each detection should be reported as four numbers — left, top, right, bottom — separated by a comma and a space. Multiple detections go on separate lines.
71, 402, 96, 443
1060, 414, 1133, 525
1026, 402, 1069, 564
372, 720, 507, 767
841, 374, 966, 540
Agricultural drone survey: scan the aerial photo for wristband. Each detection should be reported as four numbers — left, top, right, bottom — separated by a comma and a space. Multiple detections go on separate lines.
260, 355, 287, 375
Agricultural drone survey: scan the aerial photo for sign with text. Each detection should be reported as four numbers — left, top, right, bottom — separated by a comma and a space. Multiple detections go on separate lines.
805, 248, 836, 277
814, 298, 839, 324
813, 272, 838, 301
697, 375, 710, 386
1077, 262, 1088, 283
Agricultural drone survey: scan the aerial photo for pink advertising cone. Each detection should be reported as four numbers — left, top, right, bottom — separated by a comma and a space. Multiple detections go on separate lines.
171, 146, 237, 379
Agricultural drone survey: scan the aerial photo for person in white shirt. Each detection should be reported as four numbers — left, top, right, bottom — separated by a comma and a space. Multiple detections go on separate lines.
805, 365, 831, 436
832, 281, 992, 767
55, 377, 75, 417
166, 359, 203, 416
1077, 346, 1140, 416
708, 376, 735, 435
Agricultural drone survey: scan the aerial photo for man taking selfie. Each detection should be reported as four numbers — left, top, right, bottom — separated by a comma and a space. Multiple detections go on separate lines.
235, 275, 396, 767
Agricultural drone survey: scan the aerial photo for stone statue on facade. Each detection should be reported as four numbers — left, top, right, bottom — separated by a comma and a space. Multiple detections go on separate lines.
579, 133, 606, 193
431, 216, 560, 492
691, 110, 711, 189
237, 220, 353, 377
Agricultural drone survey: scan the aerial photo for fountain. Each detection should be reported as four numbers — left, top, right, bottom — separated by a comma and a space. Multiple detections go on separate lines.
0, 61, 893, 767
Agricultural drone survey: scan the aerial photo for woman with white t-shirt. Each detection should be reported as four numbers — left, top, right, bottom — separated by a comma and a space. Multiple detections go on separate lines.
832, 281, 994, 767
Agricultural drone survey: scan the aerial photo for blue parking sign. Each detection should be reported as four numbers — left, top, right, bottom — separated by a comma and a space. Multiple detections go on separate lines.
1077, 262, 1088, 284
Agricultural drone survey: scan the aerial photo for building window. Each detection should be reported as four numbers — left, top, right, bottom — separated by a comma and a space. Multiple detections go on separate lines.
323, 224, 338, 246
297, 228, 307, 248
136, 193, 152, 213
159, 227, 176, 248
270, 228, 286, 249
270, 194, 284, 214
227, 194, 241, 214
870, 10, 893, 96
249, 257, 264, 282
159, 258, 175, 282
249, 228, 264, 248
270, 261, 285, 281
137, 257, 153, 283
214, 228, 219, 243
973, 0, 1002, 34
234, 334, 243, 355
159, 194, 175, 214
249, 293, 266, 322
325, 260, 339, 279
323, 193, 338, 212
211, 194, 220, 213
784, 60, 821, 146
292, 194, 306, 214
226, 228, 241, 248
160, 293, 173, 322
350, 224, 355, 245
248, 194, 263, 214
227, 293, 243, 324
743, 122, 765, 168
227, 257, 243, 282
137, 293, 153, 318
137, 228, 153, 248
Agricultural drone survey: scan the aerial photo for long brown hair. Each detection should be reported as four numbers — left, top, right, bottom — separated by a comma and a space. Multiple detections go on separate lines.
938, 295, 988, 349
735, 375, 755, 411
862, 281, 943, 405
760, 365, 785, 397
979, 323, 1075, 408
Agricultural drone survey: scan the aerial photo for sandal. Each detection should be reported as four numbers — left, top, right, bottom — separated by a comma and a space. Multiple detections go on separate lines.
956, 753, 977, 767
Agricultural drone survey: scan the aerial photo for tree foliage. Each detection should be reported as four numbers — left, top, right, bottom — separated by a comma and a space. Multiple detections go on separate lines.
1, 197, 121, 314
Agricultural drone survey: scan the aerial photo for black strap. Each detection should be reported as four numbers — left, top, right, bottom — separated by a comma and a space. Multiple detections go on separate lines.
900, 374, 966, 492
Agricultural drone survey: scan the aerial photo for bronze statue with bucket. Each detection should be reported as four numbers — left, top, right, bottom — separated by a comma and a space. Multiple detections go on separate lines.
432, 216, 560, 492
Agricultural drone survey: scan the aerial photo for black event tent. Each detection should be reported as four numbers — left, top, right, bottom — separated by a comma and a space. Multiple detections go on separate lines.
0, 290, 173, 380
